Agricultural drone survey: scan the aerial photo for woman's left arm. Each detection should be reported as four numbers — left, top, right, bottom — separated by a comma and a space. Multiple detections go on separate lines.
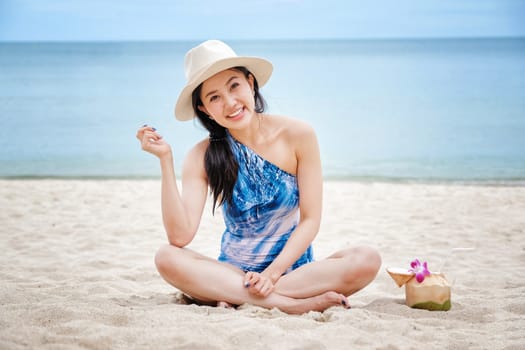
246, 122, 322, 296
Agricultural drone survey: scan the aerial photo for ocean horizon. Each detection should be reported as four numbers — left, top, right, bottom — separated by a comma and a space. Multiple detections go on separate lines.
1, 38, 524, 182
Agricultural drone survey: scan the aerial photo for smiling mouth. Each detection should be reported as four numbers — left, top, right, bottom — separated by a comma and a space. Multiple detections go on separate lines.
227, 107, 243, 118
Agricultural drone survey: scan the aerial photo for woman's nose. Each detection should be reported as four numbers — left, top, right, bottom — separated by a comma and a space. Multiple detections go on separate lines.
224, 93, 236, 107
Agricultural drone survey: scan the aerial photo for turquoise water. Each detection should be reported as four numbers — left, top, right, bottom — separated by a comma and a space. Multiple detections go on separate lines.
1, 39, 524, 181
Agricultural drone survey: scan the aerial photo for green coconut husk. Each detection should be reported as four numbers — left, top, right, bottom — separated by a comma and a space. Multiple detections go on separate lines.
411, 299, 451, 311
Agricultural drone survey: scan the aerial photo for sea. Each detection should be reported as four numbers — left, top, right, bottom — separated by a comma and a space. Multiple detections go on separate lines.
1, 38, 524, 182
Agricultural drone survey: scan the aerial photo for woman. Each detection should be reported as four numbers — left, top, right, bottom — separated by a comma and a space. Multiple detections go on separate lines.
136, 40, 381, 314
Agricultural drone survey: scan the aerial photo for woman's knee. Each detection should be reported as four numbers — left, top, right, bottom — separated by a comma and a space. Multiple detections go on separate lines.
359, 246, 381, 278
343, 246, 381, 282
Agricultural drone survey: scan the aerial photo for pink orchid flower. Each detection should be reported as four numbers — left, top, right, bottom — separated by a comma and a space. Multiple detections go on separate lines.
409, 259, 431, 283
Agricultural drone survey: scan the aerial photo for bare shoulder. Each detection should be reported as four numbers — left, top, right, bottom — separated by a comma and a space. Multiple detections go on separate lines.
266, 114, 317, 148
265, 115, 321, 183
186, 138, 209, 158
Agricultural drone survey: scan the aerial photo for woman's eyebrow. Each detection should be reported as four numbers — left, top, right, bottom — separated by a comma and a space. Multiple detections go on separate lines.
204, 76, 239, 99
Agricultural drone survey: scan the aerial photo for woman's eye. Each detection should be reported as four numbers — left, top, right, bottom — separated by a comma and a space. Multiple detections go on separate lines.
230, 82, 239, 90
209, 95, 219, 102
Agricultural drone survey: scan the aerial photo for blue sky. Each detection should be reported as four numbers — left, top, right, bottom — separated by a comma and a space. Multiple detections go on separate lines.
1, 0, 524, 41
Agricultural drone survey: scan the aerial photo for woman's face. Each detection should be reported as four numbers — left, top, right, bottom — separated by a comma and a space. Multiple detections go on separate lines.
198, 69, 255, 129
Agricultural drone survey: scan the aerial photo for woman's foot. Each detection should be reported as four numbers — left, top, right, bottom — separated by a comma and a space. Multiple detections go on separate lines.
280, 291, 350, 315
217, 301, 234, 309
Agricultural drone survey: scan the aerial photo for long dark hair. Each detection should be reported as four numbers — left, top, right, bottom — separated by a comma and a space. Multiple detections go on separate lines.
192, 66, 267, 213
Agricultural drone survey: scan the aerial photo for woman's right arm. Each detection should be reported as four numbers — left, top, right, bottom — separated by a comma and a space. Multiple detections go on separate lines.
137, 125, 208, 247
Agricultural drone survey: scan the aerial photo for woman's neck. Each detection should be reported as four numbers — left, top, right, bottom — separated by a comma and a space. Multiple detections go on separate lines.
228, 113, 269, 147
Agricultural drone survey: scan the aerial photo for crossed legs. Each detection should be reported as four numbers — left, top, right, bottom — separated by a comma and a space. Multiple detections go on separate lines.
154, 244, 381, 314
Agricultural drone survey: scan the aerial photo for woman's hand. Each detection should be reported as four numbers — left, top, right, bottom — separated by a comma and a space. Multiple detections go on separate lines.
136, 124, 171, 158
244, 271, 276, 298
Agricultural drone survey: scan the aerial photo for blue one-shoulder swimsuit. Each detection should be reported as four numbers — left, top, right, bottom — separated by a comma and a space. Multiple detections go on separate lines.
218, 133, 314, 273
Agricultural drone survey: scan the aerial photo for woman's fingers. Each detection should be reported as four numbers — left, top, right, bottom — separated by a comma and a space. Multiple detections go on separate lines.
243, 273, 251, 288
244, 271, 259, 288
136, 125, 158, 141
143, 130, 162, 142
255, 280, 274, 297
141, 131, 163, 150
244, 271, 275, 297
137, 124, 171, 158
245, 273, 274, 297
136, 125, 148, 140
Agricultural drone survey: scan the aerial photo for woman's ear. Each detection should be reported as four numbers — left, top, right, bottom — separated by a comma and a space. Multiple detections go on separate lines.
248, 74, 255, 93
198, 104, 210, 117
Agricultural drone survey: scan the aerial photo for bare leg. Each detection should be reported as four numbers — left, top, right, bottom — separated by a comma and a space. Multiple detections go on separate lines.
154, 244, 350, 314
275, 246, 382, 298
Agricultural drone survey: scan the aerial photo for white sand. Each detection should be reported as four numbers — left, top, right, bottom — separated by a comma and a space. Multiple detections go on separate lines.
1, 179, 524, 349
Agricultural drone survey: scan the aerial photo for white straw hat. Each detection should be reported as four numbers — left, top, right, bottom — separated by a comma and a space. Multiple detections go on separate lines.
174, 40, 273, 121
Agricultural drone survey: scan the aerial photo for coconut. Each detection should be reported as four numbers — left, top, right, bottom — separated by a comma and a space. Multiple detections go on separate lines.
386, 267, 451, 311
386, 267, 414, 287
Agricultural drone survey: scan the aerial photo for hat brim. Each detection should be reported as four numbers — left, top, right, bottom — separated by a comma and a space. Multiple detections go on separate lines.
174, 56, 273, 121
